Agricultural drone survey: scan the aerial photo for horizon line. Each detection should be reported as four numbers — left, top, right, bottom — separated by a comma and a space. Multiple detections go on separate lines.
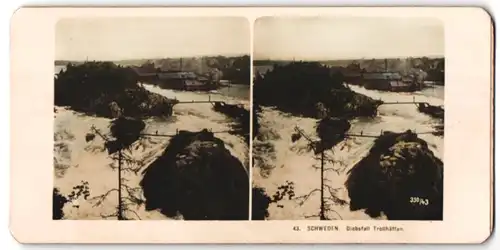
55, 53, 251, 62
253, 55, 445, 61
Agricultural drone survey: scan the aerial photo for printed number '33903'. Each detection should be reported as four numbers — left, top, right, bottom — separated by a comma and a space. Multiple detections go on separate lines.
410, 197, 429, 205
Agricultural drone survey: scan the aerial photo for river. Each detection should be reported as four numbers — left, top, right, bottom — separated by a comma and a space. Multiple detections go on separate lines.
53, 66, 250, 220
252, 84, 444, 220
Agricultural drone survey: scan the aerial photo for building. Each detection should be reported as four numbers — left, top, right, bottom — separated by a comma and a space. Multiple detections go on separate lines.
362, 72, 406, 91
130, 63, 220, 91
219, 80, 231, 86
136, 73, 159, 83
389, 81, 413, 92
342, 70, 363, 85
329, 66, 363, 85
157, 71, 217, 91
362, 72, 402, 90
130, 65, 159, 83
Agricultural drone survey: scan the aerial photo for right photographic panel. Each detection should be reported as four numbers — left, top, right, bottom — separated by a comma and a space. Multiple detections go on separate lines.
252, 17, 444, 221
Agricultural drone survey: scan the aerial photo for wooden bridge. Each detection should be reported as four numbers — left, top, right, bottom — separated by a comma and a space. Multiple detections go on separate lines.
140, 129, 244, 138
380, 101, 430, 105
294, 125, 443, 142
377, 96, 443, 108
172, 95, 227, 105
176, 100, 226, 104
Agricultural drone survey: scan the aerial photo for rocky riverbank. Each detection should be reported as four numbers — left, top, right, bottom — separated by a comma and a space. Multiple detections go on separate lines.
211, 102, 251, 145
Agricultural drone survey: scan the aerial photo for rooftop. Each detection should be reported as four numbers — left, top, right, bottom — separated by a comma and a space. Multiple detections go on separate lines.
363, 72, 402, 80
389, 81, 411, 87
158, 71, 198, 80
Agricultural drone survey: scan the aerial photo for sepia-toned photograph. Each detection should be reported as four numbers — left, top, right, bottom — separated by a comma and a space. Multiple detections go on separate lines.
10, 7, 493, 244
252, 17, 445, 221
53, 17, 251, 220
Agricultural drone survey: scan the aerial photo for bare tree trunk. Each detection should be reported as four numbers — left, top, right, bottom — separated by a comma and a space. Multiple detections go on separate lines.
118, 150, 124, 220
320, 142, 326, 220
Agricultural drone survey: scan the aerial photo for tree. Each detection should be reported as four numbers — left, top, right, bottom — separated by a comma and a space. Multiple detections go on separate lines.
253, 125, 351, 220
53, 182, 91, 220
217, 55, 250, 85
84, 118, 148, 220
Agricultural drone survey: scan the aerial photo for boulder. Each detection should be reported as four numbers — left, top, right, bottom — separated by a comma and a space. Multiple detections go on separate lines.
345, 130, 443, 220
417, 103, 444, 120
140, 129, 249, 220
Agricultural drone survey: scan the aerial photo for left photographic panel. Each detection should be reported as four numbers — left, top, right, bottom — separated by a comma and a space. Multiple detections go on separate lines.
53, 17, 251, 220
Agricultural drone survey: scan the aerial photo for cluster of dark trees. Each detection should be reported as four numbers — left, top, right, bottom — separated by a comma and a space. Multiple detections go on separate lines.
253, 60, 292, 67
55, 60, 80, 66
54, 61, 177, 118
253, 61, 381, 119
215, 55, 250, 85
412, 57, 445, 84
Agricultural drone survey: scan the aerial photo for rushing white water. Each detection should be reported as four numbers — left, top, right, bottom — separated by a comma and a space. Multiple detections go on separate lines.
252, 84, 444, 220
54, 82, 250, 220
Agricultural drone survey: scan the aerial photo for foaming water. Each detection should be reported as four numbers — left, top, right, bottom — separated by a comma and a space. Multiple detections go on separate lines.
54, 83, 249, 220
142, 84, 250, 167
253, 85, 444, 220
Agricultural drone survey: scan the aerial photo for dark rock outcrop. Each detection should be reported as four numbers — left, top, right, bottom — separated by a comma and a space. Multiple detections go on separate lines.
251, 187, 271, 220
212, 102, 250, 145
417, 103, 444, 120
140, 129, 249, 220
53, 188, 68, 220
345, 130, 443, 220
432, 124, 444, 137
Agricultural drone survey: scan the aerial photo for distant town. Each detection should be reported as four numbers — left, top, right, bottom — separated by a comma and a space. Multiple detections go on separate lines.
56, 55, 251, 91
254, 57, 445, 92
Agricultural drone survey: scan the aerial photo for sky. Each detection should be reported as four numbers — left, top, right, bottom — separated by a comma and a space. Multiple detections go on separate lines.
254, 17, 444, 60
55, 17, 250, 61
